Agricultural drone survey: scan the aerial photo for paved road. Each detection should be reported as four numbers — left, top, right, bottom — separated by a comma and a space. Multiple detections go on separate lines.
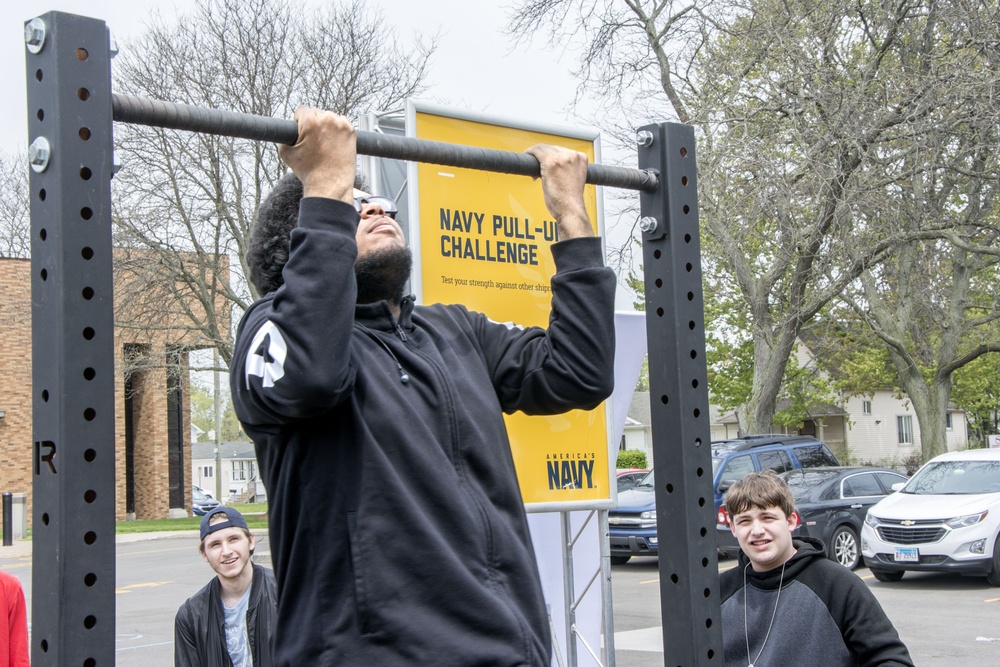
4, 536, 1000, 665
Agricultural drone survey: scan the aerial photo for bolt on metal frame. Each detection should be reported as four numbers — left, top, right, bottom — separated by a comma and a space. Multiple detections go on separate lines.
25, 10, 720, 666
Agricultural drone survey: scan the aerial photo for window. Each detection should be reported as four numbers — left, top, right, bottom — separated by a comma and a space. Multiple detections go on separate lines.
793, 444, 839, 468
756, 450, 793, 475
897, 416, 913, 445
946, 413, 953, 431
862, 400, 872, 415
875, 472, 907, 492
233, 460, 248, 481
842, 473, 882, 498
202, 466, 213, 478
718, 455, 754, 488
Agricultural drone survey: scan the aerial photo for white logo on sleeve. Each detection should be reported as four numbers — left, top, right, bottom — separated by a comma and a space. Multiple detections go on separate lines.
245, 320, 287, 389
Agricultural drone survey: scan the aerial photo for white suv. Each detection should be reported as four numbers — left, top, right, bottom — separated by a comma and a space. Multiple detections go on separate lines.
861, 448, 1000, 585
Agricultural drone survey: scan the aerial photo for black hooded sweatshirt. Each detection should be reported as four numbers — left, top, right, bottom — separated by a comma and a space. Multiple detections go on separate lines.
720, 537, 915, 667
230, 197, 616, 665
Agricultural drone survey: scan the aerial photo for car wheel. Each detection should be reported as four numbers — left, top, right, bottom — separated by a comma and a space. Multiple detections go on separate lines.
828, 526, 860, 570
871, 569, 904, 583
986, 535, 1000, 587
610, 556, 631, 566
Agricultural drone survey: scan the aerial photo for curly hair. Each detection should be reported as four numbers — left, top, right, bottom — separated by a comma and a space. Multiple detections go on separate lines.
247, 171, 369, 296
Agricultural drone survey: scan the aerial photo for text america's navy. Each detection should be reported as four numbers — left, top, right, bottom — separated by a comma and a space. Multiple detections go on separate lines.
230, 197, 616, 665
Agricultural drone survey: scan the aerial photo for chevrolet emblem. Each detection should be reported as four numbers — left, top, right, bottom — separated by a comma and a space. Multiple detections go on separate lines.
900, 520, 916, 526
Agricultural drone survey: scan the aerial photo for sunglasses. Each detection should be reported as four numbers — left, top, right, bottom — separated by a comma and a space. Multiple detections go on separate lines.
353, 196, 398, 219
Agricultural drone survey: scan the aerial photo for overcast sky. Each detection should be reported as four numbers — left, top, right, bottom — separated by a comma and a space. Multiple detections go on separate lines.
4, 0, 589, 154
6, 0, 641, 308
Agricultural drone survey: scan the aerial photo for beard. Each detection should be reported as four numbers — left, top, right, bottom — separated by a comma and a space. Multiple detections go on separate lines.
354, 245, 413, 306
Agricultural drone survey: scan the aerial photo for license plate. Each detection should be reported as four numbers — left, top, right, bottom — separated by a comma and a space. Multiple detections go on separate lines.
894, 547, 919, 562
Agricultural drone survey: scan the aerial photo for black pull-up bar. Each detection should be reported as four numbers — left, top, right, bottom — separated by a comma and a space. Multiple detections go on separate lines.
111, 93, 659, 193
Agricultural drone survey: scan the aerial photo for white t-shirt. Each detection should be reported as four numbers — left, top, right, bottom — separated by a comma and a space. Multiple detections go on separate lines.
223, 584, 253, 667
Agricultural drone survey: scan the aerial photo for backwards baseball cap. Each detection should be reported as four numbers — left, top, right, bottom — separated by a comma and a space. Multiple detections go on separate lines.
199, 506, 249, 541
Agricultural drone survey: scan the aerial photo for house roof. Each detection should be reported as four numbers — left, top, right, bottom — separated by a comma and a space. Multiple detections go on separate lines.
192, 441, 256, 461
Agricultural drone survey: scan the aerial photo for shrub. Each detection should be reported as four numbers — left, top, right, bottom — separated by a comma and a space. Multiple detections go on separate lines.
616, 449, 648, 470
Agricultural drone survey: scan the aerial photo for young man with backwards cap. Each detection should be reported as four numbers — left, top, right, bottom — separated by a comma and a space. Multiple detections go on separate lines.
174, 507, 278, 667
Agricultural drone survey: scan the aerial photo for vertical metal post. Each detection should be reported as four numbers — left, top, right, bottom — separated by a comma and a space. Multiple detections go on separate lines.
637, 123, 722, 665
561, 511, 578, 666
26, 12, 116, 666
2, 492, 11, 546
599, 509, 615, 666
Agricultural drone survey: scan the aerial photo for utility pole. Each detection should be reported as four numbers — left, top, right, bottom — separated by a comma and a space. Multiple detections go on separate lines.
214, 349, 223, 502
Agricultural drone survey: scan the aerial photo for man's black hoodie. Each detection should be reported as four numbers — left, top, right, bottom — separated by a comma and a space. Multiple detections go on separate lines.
231, 198, 616, 665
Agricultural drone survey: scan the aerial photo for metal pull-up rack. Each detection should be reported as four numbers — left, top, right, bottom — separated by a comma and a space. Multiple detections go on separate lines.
25, 11, 719, 666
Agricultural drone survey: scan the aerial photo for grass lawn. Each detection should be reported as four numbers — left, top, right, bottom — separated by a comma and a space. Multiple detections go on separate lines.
114, 503, 268, 534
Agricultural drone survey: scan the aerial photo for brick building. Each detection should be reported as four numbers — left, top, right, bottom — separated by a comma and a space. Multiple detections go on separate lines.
0, 255, 229, 521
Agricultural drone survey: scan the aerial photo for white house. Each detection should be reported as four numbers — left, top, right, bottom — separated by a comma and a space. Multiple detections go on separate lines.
191, 441, 266, 503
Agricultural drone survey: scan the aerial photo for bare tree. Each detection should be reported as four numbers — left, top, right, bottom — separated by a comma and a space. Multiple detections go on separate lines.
509, 0, 1000, 435
110, 0, 434, 369
0, 152, 30, 259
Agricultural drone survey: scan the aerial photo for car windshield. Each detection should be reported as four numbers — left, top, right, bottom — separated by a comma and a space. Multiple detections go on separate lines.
636, 470, 654, 487
902, 460, 1000, 495
711, 457, 723, 478
192, 488, 207, 501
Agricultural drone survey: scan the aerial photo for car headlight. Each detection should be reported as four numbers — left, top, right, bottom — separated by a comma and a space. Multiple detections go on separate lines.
946, 511, 988, 529
864, 513, 879, 528
640, 511, 657, 520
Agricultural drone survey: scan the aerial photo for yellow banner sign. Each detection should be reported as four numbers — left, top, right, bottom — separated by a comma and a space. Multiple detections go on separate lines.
409, 103, 611, 508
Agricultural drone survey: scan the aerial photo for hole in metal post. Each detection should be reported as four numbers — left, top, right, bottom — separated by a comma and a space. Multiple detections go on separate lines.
83, 327, 95, 340
654, 249, 661, 259
41, 390, 49, 402
692, 379, 699, 388
84, 449, 96, 462
40, 268, 47, 281
694, 408, 701, 418
690, 350, 698, 359
76, 48, 89, 61
683, 205, 690, 214
84, 367, 95, 381
84, 531, 97, 545
84, 408, 96, 421
84, 573, 97, 587
82, 287, 94, 300
666, 484, 674, 493
39, 189, 46, 201
682, 176, 688, 185
79, 127, 91, 141
84, 659, 96, 667
689, 321, 695, 330
77, 87, 90, 101
40, 228, 47, 240
684, 234, 691, 243
671, 574, 679, 583
35, 69, 43, 81
82, 247, 94, 260
81, 207, 93, 220
42, 513, 49, 525
660, 395, 669, 404
680, 147, 687, 157
41, 640, 48, 652
36, 109, 44, 121
656, 307, 664, 317
84, 615, 97, 629
80, 167, 92, 180
84, 489, 96, 503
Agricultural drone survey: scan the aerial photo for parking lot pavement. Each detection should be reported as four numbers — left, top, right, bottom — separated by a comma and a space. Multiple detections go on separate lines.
612, 555, 1000, 667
